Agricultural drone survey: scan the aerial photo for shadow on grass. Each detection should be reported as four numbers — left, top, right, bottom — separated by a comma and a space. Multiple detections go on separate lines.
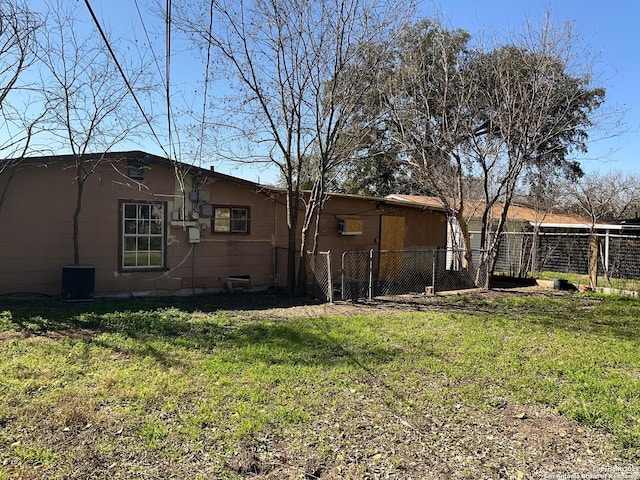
0, 292, 319, 332
0, 294, 400, 369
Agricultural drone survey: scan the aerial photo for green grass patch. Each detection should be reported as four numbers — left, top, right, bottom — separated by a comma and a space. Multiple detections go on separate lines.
0, 293, 638, 477
537, 270, 640, 291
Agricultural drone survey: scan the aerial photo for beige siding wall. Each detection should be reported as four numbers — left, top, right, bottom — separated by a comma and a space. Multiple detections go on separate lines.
0, 160, 172, 295
177, 176, 277, 291
269, 193, 447, 287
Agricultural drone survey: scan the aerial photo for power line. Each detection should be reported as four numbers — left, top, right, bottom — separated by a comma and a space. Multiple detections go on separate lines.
197, 0, 215, 166
166, 0, 174, 161
133, 0, 181, 162
133, 0, 164, 81
82, 0, 169, 158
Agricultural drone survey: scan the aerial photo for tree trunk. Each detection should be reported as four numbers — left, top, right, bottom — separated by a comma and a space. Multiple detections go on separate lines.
475, 206, 493, 289
286, 197, 298, 295
72, 164, 84, 265
452, 210, 474, 274
589, 233, 598, 288
0, 165, 17, 216
297, 180, 322, 297
296, 251, 308, 297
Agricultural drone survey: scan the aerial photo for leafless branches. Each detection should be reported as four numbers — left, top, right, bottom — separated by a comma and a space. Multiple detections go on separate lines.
175, 0, 413, 293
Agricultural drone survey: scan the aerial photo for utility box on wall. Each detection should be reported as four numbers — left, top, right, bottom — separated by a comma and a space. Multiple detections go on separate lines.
198, 203, 213, 218
188, 227, 201, 243
189, 189, 210, 203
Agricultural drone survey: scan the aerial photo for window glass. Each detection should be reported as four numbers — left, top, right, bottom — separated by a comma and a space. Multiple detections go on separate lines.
213, 206, 249, 233
123, 253, 136, 267
124, 237, 136, 251
231, 208, 248, 232
124, 204, 137, 218
215, 208, 230, 219
150, 219, 162, 234
138, 204, 150, 219
124, 220, 137, 234
214, 219, 230, 232
121, 202, 164, 270
150, 237, 162, 250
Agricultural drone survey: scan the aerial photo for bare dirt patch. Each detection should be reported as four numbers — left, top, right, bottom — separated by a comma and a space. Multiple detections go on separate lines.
224, 390, 625, 479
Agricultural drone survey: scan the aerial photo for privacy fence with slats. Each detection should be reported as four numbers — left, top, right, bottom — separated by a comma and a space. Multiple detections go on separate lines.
490, 231, 640, 292
307, 248, 488, 302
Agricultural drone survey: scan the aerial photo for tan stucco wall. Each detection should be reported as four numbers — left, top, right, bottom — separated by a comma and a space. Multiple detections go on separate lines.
0, 159, 175, 295
0, 159, 446, 297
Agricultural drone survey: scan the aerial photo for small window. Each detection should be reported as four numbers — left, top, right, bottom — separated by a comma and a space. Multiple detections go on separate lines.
213, 206, 250, 233
121, 201, 165, 270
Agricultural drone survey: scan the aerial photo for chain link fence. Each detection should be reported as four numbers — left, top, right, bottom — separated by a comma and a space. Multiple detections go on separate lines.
340, 248, 488, 301
307, 251, 333, 302
282, 232, 640, 300
493, 232, 640, 292
606, 236, 640, 285
341, 250, 373, 301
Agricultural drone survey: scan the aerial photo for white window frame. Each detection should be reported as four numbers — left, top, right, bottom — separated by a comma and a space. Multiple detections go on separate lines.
121, 201, 165, 270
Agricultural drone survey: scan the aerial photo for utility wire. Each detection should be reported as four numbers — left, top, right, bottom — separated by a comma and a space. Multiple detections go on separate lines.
82, 0, 169, 158
197, 0, 215, 166
166, 0, 174, 160
133, 0, 181, 163
133, 0, 165, 82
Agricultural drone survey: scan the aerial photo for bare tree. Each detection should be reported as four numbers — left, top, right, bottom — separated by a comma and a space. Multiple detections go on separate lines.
361, 15, 606, 287
386, 20, 477, 269
0, 0, 45, 213
37, 0, 151, 265
561, 171, 640, 287
0, 0, 43, 158
464, 17, 605, 285
175, 0, 411, 294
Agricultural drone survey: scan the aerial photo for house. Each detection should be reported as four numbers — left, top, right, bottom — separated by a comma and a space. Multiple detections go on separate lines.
0, 152, 447, 298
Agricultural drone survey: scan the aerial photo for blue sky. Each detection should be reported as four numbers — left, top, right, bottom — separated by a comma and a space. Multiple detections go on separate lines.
436, 0, 639, 176
23, 0, 640, 182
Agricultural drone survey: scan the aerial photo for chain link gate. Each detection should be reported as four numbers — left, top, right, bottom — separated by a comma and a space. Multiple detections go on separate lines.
341, 250, 373, 300
376, 249, 436, 296
340, 248, 487, 301
307, 251, 333, 302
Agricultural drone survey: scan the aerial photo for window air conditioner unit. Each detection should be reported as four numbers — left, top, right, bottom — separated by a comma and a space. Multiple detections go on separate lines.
338, 218, 363, 235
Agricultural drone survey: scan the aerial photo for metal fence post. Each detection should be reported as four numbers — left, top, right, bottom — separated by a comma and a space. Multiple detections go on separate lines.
327, 251, 333, 303
368, 249, 374, 300
341, 252, 347, 301
433, 249, 437, 294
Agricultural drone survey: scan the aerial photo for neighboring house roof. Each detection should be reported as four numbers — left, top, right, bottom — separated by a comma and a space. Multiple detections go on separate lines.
385, 194, 640, 231
324, 191, 445, 213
